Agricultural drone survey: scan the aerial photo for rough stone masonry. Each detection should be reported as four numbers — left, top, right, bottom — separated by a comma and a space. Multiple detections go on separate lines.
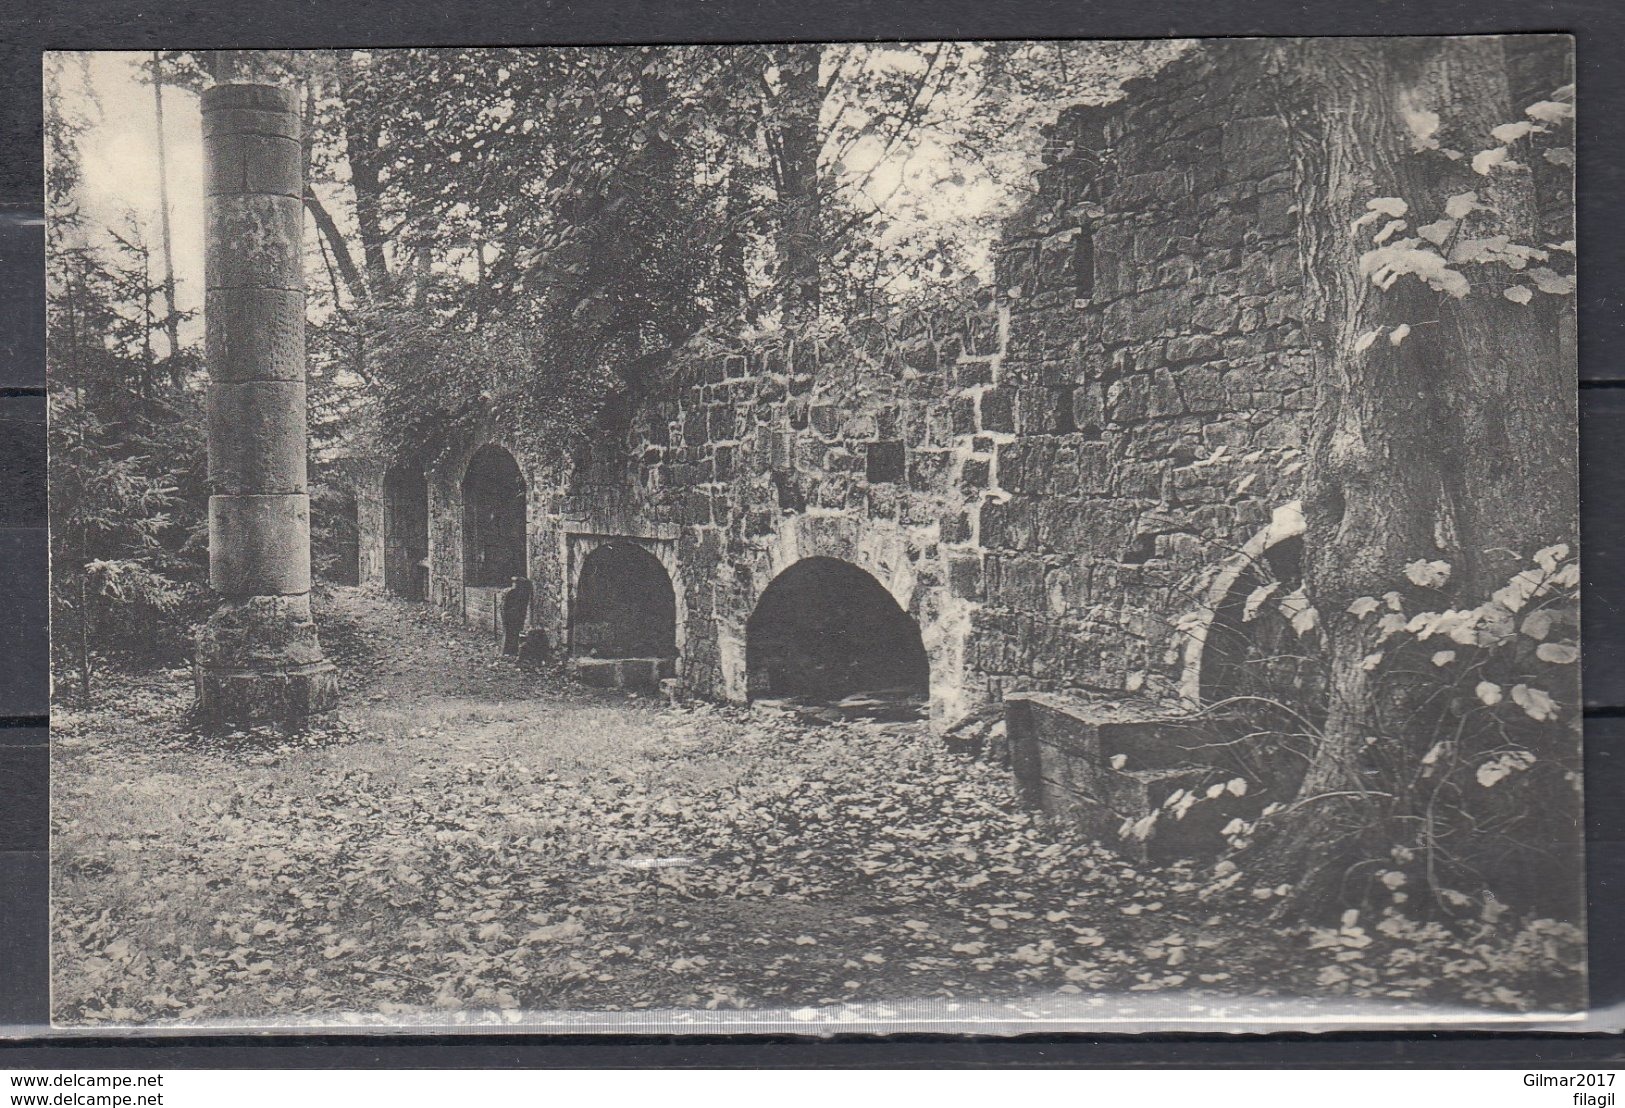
193, 83, 338, 723
336, 42, 1565, 719
341, 45, 1319, 727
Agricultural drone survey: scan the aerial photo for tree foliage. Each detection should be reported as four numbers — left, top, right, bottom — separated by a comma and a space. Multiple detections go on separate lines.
242, 43, 1178, 461
47, 59, 209, 689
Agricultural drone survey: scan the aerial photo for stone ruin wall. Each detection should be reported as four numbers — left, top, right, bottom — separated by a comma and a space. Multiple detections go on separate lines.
550, 45, 1314, 720
554, 306, 1006, 721
350, 45, 1319, 724
972, 44, 1315, 708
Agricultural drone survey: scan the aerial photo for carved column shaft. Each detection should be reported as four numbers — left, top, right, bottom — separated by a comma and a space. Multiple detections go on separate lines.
194, 83, 338, 723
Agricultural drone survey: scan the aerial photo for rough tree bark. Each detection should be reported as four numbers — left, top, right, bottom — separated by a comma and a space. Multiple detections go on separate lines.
149, 52, 182, 366
1259, 37, 1574, 901
766, 44, 824, 327
335, 50, 391, 299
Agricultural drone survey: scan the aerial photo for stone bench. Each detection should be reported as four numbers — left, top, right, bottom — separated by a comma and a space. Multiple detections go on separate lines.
1004, 693, 1247, 863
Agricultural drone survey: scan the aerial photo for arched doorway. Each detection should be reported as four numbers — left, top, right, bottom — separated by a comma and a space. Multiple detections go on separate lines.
571, 541, 677, 659
461, 445, 527, 586
384, 462, 429, 600
746, 557, 929, 716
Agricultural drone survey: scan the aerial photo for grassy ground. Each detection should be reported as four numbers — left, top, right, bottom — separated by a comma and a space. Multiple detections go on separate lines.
49, 589, 1583, 1028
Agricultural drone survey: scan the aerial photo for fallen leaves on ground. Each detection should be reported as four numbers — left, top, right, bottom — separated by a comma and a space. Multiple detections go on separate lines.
49, 589, 1578, 1026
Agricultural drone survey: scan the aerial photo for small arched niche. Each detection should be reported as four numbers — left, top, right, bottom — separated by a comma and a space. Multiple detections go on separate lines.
461, 445, 527, 587
1181, 502, 1325, 717
571, 541, 678, 660
1195, 534, 1311, 708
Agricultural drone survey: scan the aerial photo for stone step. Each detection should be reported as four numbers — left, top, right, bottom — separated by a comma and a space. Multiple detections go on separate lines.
570, 656, 676, 690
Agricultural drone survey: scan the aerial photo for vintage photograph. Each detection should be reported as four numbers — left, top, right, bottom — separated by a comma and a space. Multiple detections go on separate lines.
45, 36, 1582, 1030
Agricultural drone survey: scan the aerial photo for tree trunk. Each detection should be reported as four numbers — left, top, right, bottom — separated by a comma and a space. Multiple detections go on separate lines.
1259, 38, 1574, 900
299, 82, 366, 307
768, 45, 823, 327
335, 50, 390, 299
149, 52, 182, 368
1417, 40, 1577, 599
305, 192, 365, 304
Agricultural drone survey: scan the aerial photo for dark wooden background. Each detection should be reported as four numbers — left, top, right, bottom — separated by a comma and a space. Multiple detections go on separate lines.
2, 0, 1621, 1064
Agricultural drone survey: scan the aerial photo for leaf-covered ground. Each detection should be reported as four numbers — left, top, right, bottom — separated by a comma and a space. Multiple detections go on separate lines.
50, 590, 1582, 1029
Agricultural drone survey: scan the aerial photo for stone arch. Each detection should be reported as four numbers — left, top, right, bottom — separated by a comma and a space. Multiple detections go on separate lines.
461, 445, 528, 587
756, 512, 919, 613
383, 461, 429, 600
570, 540, 678, 659
745, 556, 930, 708
1178, 501, 1312, 708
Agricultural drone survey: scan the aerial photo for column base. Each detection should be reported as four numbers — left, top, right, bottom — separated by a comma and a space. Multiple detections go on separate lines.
194, 660, 340, 724
194, 594, 338, 724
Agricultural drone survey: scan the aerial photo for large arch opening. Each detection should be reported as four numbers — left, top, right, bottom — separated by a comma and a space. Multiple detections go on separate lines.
461, 445, 527, 587
746, 557, 929, 718
384, 462, 429, 600
571, 541, 677, 659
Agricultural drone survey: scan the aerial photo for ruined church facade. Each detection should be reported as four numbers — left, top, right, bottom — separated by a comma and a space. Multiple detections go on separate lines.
345, 47, 1317, 725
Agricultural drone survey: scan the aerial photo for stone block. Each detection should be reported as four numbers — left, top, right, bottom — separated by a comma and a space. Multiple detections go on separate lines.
1004, 693, 1231, 861
1221, 115, 1290, 178
206, 194, 304, 292
947, 553, 983, 600
1164, 333, 1221, 365
905, 447, 949, 492
207, 380, 308, 494
959, 457, 991, 495
995, 244, 1039, 294
1106, 374, 1149, 422
711, 444, 735, 481
865, 440, 905, 484
205, 129, 301, 199
810, 404, 840, 438
956, 358, 994, 389
979, 387, 1016, 433
202, 83, 301, 129
992, 556, 1047, 611
1072, 384, 1105, 433
1038, 230, 1079, 292
1147, 371, 1184, 419
710, 405, 738, 441
961, 309, 1002, 358
572, 657, 621, 688
208, 493, 312, 596
195, 660, 338, 724
194, 593, 324, 669
204, 288, 306, 384
899, 337, 939, 372
816, 479, 849, 510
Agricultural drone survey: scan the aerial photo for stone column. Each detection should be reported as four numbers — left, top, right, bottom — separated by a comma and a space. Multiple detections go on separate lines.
194, 83, 338, 723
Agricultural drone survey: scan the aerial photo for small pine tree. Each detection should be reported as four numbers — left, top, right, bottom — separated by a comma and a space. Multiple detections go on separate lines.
47, 62, 208, 695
